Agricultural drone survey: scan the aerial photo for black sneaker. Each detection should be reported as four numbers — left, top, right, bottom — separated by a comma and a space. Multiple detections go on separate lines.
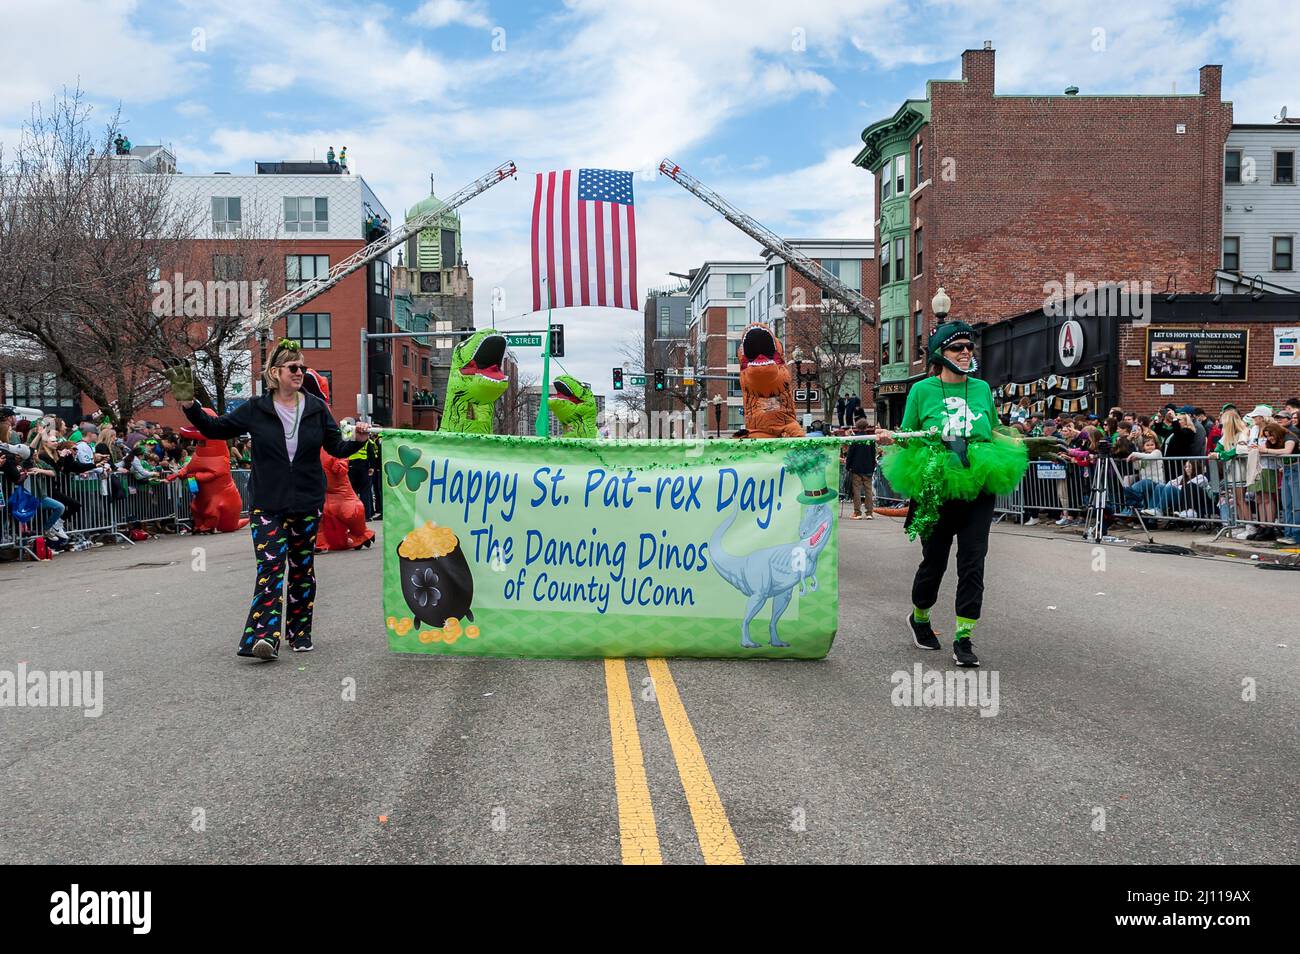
291, 636, 314, 652
907, 614, 942, 651
953, 637, 979, 668
251, 638, 279, 660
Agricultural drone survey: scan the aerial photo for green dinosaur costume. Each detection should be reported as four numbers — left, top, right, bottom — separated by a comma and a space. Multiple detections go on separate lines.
547, 375, 598, 438
439, 329, 509, 434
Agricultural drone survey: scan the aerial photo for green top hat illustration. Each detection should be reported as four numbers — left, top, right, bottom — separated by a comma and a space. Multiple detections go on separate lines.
784, 446, 834, 505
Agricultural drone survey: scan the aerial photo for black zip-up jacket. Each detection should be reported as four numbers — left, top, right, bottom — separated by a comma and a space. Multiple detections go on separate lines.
844, 440, 876, 476
182, 394, 363, 513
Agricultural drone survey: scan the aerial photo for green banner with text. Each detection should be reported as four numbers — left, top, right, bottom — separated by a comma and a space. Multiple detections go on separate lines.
380, 432, 840, 658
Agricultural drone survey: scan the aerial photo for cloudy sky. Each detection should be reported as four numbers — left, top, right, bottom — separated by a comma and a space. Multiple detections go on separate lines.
2, 0, 1297, 398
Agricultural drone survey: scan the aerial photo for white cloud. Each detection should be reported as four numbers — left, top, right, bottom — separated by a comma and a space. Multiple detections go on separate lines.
246, 64, 297, 93
409, 0, 492, 29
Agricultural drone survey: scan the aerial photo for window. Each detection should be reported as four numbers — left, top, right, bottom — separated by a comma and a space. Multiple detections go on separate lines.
403, 380, 411, 404
879, 241, 891, 286
894, 237, 906, 283
881, 320, 891, 365
914, 141, 924, 184
212, 197, 242, 233
1276, 151, 1295, 185
286, 255, 329, 290
658, 305, 672, 336
1222, 236, 1240, 271
727, 306, 747, 332
727, 406, 745, 429
373, 260, 391, 297
402, 345, 409, 367
421, 356, 429, 377
881, 169, 891, 202
772, 264, 784, 303
833, 323, 862, 354
728, 376, 742, 397
894, 314, 904, 363
726, 273, 752, 297
914, 310, 923, 363
284, 196, 328, 232
212, 255, 243, 280
895, 155, 906, 195
821, 260, 861, 298
1224, 150, 1242, 184
914, 228, 923, 275
1275, 236, 1294, 271
441, 228, 457, 265
4, 371, 78, 410
286, 312, 331, 348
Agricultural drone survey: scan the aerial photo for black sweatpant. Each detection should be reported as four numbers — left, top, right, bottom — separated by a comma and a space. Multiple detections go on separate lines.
909, 492, 996, 621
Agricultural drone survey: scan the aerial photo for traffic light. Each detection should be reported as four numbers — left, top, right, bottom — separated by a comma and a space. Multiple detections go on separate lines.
549, 323, 565, 357
654, 369, 665, 391
612, 367, 624, 390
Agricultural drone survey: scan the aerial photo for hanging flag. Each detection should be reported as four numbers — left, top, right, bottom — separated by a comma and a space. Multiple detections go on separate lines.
531, 168, 638, 312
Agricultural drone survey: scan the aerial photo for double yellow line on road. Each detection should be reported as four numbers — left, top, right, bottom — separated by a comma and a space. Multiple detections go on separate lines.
603, 658, 744, 865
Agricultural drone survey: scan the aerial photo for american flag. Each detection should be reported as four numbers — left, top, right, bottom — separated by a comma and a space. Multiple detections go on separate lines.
531, 168, 638, 312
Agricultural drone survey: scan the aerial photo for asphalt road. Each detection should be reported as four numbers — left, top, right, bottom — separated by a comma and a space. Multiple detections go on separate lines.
1, 516, 1296, 864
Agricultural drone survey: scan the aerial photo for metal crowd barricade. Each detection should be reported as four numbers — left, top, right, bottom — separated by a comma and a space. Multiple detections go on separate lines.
1219, 452, 1300, 540
1112, 454, 1223, 528
1019, 458, 1093, 522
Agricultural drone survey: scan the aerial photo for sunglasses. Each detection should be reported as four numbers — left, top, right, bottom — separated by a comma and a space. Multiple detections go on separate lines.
280, 364, 307, 374
944, 342, 975, 353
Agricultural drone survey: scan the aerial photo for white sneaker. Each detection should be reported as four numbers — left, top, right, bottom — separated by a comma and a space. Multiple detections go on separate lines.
1277, 536, 1297, 545
49, 519, 69, 540
1179, 509, 1197, 519
1140, 508, 1160, 517
1024, 517, 1039, 526
1054, 516, 1071, 526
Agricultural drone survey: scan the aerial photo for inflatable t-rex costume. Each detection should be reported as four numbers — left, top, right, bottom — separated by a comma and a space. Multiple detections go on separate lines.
299, 368, 374, 552
439, 329, 509, 434
548, 375, 598, 438
169, 408, 249, 533
738, 324, 804, 438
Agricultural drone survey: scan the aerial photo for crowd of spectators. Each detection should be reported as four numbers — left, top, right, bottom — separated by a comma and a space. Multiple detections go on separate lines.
1, 406, 252, 557
1000, 398, 1300, 543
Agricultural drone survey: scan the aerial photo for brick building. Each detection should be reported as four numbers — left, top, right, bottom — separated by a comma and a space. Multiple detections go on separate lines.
854, 43, 1233, 425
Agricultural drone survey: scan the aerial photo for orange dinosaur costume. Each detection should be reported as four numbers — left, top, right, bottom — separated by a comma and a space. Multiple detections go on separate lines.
299, 367, 375, 552
316, 451, 375, 551
172, 409, 249, 533
738, 324, 804, 438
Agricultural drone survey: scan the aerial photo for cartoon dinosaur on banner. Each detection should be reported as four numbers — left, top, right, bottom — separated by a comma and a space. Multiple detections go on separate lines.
738, 323, 804, 438
548, 375, 598, 437
439, 329, 509, 434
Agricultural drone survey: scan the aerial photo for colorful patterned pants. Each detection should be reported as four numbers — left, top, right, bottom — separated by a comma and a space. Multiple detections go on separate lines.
241, 509, 321, 654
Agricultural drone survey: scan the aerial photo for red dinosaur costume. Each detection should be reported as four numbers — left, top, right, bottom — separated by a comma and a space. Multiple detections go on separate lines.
301, 368, 374, 552
738, 324, 804, 438
170, 408, 249, 533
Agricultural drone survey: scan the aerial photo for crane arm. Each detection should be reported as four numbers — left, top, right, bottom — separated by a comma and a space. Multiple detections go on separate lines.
248, 161, 517, 336
658, 159, 875, 324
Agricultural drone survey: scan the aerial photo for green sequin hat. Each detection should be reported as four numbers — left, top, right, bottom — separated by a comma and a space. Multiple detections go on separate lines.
928, 320, 978, 375
784, 446, 834, 505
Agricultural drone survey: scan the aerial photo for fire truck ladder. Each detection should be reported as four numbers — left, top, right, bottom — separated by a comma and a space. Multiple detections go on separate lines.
658, 158, 875, 324
248, 160, 518, 337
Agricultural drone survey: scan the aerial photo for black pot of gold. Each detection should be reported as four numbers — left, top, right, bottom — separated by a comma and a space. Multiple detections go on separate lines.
398, 522, 476, 629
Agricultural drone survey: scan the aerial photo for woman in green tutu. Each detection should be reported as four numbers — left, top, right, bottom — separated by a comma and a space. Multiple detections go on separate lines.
875, 321, 1029, 668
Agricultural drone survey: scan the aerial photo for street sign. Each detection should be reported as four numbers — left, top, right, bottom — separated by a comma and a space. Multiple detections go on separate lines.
630, 375, 645, 386
680, 377, 695, 387
505, 334, 543, 347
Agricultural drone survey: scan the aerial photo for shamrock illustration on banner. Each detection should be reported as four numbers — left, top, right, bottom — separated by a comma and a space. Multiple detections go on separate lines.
385, 444, 429, 493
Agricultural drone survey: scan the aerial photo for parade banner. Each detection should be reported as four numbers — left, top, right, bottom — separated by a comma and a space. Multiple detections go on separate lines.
380, 431, 840, 659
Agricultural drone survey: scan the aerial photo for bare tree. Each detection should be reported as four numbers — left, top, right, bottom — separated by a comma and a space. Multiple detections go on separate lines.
0, 88, 201, 427
613, 331, 647, 416
787, 297, 865, 423
495, 369, 537, 435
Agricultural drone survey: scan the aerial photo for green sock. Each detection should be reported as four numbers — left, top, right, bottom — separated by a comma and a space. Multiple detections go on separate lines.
955, 616, 977, 641
912, 606, 930, 623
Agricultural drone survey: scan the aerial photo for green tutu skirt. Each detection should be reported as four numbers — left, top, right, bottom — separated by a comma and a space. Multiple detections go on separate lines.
880, 434, 1029, 539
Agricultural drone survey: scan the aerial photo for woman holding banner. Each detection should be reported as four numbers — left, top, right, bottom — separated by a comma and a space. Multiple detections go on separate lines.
875, 322, 1030, 669
169, 340, 369, 661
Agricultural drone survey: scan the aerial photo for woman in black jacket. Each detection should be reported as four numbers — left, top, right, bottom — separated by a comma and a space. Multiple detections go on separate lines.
170, 340, 369, 660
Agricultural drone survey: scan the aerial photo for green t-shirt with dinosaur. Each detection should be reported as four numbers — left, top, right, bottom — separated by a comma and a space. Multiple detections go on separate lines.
899, 375, 996, 442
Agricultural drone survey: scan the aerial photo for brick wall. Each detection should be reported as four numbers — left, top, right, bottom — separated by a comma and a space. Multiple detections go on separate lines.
928, 49, 1232, 324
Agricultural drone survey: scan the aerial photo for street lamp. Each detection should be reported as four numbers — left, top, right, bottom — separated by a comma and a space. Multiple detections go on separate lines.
712, 394, 723, 438
932, 287, 951, 320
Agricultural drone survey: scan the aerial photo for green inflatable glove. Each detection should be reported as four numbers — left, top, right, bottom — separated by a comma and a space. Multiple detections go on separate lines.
167, 364, 195, 403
